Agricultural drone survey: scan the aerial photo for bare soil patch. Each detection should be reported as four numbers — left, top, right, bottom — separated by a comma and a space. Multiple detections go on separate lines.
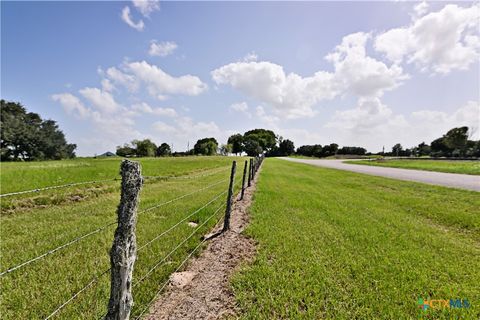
144, 170, 259, 320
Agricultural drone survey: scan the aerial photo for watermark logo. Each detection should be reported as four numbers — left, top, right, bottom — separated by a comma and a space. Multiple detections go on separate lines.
418, 298, 470, 311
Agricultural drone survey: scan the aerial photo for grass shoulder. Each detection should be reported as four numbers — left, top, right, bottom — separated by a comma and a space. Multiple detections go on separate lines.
344, 159, 480, 175
232, 158, 480, 319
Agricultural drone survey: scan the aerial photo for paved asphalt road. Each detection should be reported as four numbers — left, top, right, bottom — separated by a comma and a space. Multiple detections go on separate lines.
280, 157, 480, 192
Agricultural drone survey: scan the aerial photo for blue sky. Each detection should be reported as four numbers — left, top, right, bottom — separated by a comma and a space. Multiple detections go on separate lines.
2, 1, 479, 156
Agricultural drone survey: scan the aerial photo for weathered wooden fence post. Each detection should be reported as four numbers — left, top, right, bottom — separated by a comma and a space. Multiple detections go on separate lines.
240, 160, 248, 200
222, 161, 236, 232
248, 158, 253, 187
106, 160, 143, 320
251, 158, 255, 180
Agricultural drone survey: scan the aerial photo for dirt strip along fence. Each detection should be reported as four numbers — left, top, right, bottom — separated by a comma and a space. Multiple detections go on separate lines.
0, 155, 264, 320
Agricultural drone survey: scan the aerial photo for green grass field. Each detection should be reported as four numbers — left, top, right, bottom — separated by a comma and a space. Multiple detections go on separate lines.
345, 159, 480, 175
232, 158, 480, 319
0, 156, 246, 319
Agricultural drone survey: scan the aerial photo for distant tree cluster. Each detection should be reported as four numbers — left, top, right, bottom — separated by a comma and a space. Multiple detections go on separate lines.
227, 129, 295, 157
296, 143, 342, 158
387, 127, 479, 158
116, 139, 171, 157
193, 138, 218, 155
1, 100, 76, 161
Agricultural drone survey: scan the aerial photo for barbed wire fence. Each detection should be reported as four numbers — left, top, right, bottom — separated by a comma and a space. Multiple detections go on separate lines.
0, 155, 264, 320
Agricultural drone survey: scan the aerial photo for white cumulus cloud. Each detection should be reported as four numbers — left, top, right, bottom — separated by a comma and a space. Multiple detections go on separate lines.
212, 61, 338, 119
79, 87, 121, 113
326, 32, 408, 98
229, 102, 251, 118
149, 41, 178, 57
375, 4, 480, 74
131, 102, 177, 117
51, 93, 90, 119
132, 0, 160, 17
121, 6, 144, 31
126, 61, 208, 98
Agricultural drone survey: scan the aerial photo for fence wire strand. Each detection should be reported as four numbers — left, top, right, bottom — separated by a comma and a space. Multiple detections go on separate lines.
0, 178, 120, 198
0, 164, 230, 198
0, 179, 227, 277
134, 202, 225, 287
0, 222, 116, 277
134, 210, 226, 320
143, 165, 230, 181
139, 179, 227, 215
137, 189, 227, 251
43, 268, 111, 320
4, 161, 241, 320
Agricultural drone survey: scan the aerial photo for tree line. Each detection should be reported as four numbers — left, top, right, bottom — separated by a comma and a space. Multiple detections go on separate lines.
386, 127, 479, 158
227, 129, 295, 156
296, 144, 367, 157
1, 100, 76, 161
116, 129, 297, 158
3, 99, 477, 161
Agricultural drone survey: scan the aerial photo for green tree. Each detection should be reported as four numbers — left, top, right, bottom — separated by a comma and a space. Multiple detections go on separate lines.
156, 143, 171, 157
194, 138, 218, 155
243, 129, 276, 152
430, 137, 450, 157
1, 100, 76, 161
278, 139, 295, 156
133, 139, 157, 157
392, 143, 403, 157
416, 142, 431, 156
243, 137, 263, 156
443, 127, 469, 155
116, 143, 136, 157
227, 134, 243, 155
219, 144, 232, 156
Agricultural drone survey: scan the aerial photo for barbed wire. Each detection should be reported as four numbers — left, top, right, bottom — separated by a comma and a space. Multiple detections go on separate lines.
0, 178, 120, 198
143, 165, 230, 181
0, 164, 230, 198
0, 179, 227, 277
43, 267, 111, 320
40, 192, 227, 319
139, 179, 227, 215
134, 210, 226, 320
137, 190, 227, 251
0, 222, 116, 277
133, 202, 225, 287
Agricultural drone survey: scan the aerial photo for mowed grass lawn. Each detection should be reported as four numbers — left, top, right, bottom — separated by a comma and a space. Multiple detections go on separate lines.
0, 156, 246, 319
345, 159, 480, 175
233, 158, 480, 319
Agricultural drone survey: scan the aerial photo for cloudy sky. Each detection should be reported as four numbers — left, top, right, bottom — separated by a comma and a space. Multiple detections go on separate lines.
2, 1, 479, 156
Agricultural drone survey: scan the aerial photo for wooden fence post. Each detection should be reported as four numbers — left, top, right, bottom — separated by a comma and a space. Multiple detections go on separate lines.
248, 158, 253, 187
106, 160, 143, 320
251, 158, 255, 180
240, 160, 247, 200
222, 161, 236, 232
